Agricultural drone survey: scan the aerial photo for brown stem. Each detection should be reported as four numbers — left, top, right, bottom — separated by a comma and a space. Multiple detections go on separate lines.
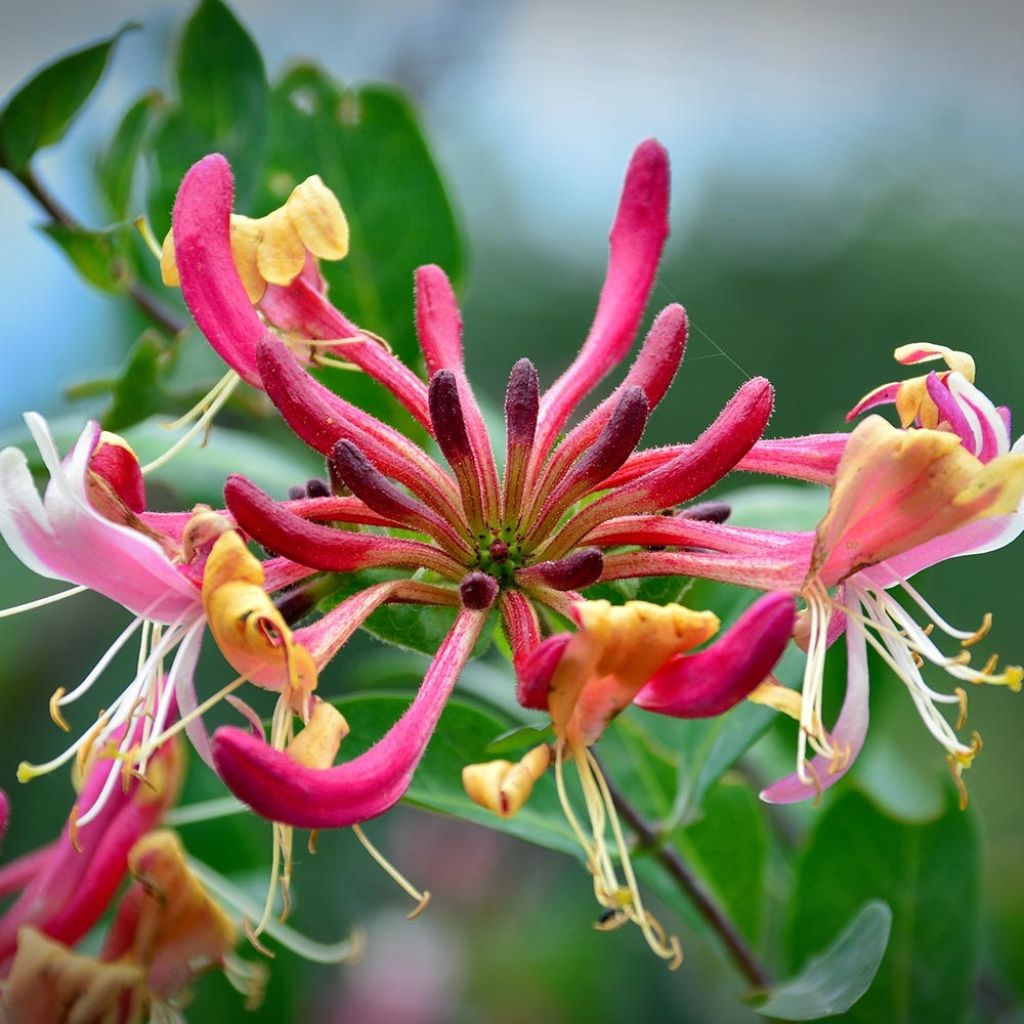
600, 764, 772, 990
11, 164, 188, 337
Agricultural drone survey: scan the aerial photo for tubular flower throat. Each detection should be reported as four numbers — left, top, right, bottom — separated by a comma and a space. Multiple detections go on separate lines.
160, 141, 817, 956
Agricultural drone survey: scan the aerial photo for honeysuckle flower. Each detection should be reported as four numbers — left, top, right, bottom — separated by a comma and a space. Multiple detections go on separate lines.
0, 713, 183, 966
0, 413, 323, 828
468, 593, 793, 966
595, 349, 1024, 805
0, 793, 268, 1021
156, 140, 823, 955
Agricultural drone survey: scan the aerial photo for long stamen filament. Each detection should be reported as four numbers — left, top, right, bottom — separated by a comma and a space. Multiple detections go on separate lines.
142, 371, 241, 475
352, 824, 431, 919
0, 585, 86, 619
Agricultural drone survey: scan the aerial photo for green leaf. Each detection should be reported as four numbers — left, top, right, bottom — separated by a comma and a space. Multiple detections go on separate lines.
97, 91, 162, 218
335, 693, 578, 856
262, 65, 464, 371
100, 332, 176, 430
147, 0, 269, 236
789, 789, 979, 1023
723, 483, 829, 532
757, 901, 893, 1020
42, 224, 132, 293
678, 776, 769, 945
0, 24, 135, 171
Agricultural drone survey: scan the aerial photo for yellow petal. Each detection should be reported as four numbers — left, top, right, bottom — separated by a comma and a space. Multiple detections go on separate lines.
254, 208, 306, 286
893, 342, 976, 382
550, 600, 719, 744
462, 745, 551, 818
4, 928, 145, 1024
229, 214, 268, 302
202, 531, 317, 695
286, 175, 349, 261
128, 830, 239, 995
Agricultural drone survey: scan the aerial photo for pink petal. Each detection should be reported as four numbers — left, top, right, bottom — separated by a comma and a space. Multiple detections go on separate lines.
173, 154, 270, 387
534, 140, 671, 458
212, 609, 487, 828
225, 474, 465, 579
635, 592, 795, 717
515, 632, 572, 711
846, 381, 900, 421
0, 716, 180, 960
415, 267, 501, 523
760, 624, 870, 804
256, 336, 465, 526
0, 416, 199, 620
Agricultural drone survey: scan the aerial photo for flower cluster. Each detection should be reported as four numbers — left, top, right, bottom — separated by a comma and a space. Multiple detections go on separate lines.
1, 137, 1020, 1002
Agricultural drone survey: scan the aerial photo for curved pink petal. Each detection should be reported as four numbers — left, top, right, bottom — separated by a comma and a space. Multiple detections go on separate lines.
635, 592, 795, 717
212, 609, 487, 828
543, 377, 774, 558
846, 381, 900, 421
514, 632, 571, 711
760, 624, 870, 804
225, 474, 465, 579
173, 154, 271, 387
859, 510, 1024, 590
528, 304, 688, 513
415, 265, 501, 523
533, 140, 671, 459
0, 416, 199, 620
256, 336, 465, 527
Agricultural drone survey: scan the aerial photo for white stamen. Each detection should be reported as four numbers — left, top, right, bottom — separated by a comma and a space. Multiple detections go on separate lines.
0, 585, 86, 618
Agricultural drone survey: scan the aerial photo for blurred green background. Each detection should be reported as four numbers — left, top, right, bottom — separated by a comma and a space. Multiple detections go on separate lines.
1, 1, 1022, 1021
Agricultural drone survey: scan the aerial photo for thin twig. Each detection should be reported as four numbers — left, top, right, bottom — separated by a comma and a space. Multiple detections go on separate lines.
10, 164, 188, 337
599, 764, 772, 990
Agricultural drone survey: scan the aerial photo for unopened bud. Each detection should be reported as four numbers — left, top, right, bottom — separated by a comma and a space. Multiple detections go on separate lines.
462, 744, 551, 818
459, 571, 499, 611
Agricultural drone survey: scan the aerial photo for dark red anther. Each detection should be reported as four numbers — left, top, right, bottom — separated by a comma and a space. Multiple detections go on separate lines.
331, 440, 472, 558
305, 478, 330, 499
428, 370, 473, 464
288, 484, 306, 500
679, 501, 732, 524
568, 386, 648, 488
331, 440, 429, 524
459, 571, 499, 611
505, 358, 539, 448
520, 548, 604, 591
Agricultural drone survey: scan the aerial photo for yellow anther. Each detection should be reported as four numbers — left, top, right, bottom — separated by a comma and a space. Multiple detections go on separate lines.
285, 700, 349, 770
955, 687, 969, 730
49, 688, 70, 732
182, 506, 233, 564
462, 744, 551, 819
980, 653, 1000, 677
961, 612, 992, 648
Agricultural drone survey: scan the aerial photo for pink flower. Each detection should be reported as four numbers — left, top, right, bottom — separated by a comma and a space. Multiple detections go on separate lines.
0, 415, 320, 821
598, 349, 1024, 804
169, 141, 800, 848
